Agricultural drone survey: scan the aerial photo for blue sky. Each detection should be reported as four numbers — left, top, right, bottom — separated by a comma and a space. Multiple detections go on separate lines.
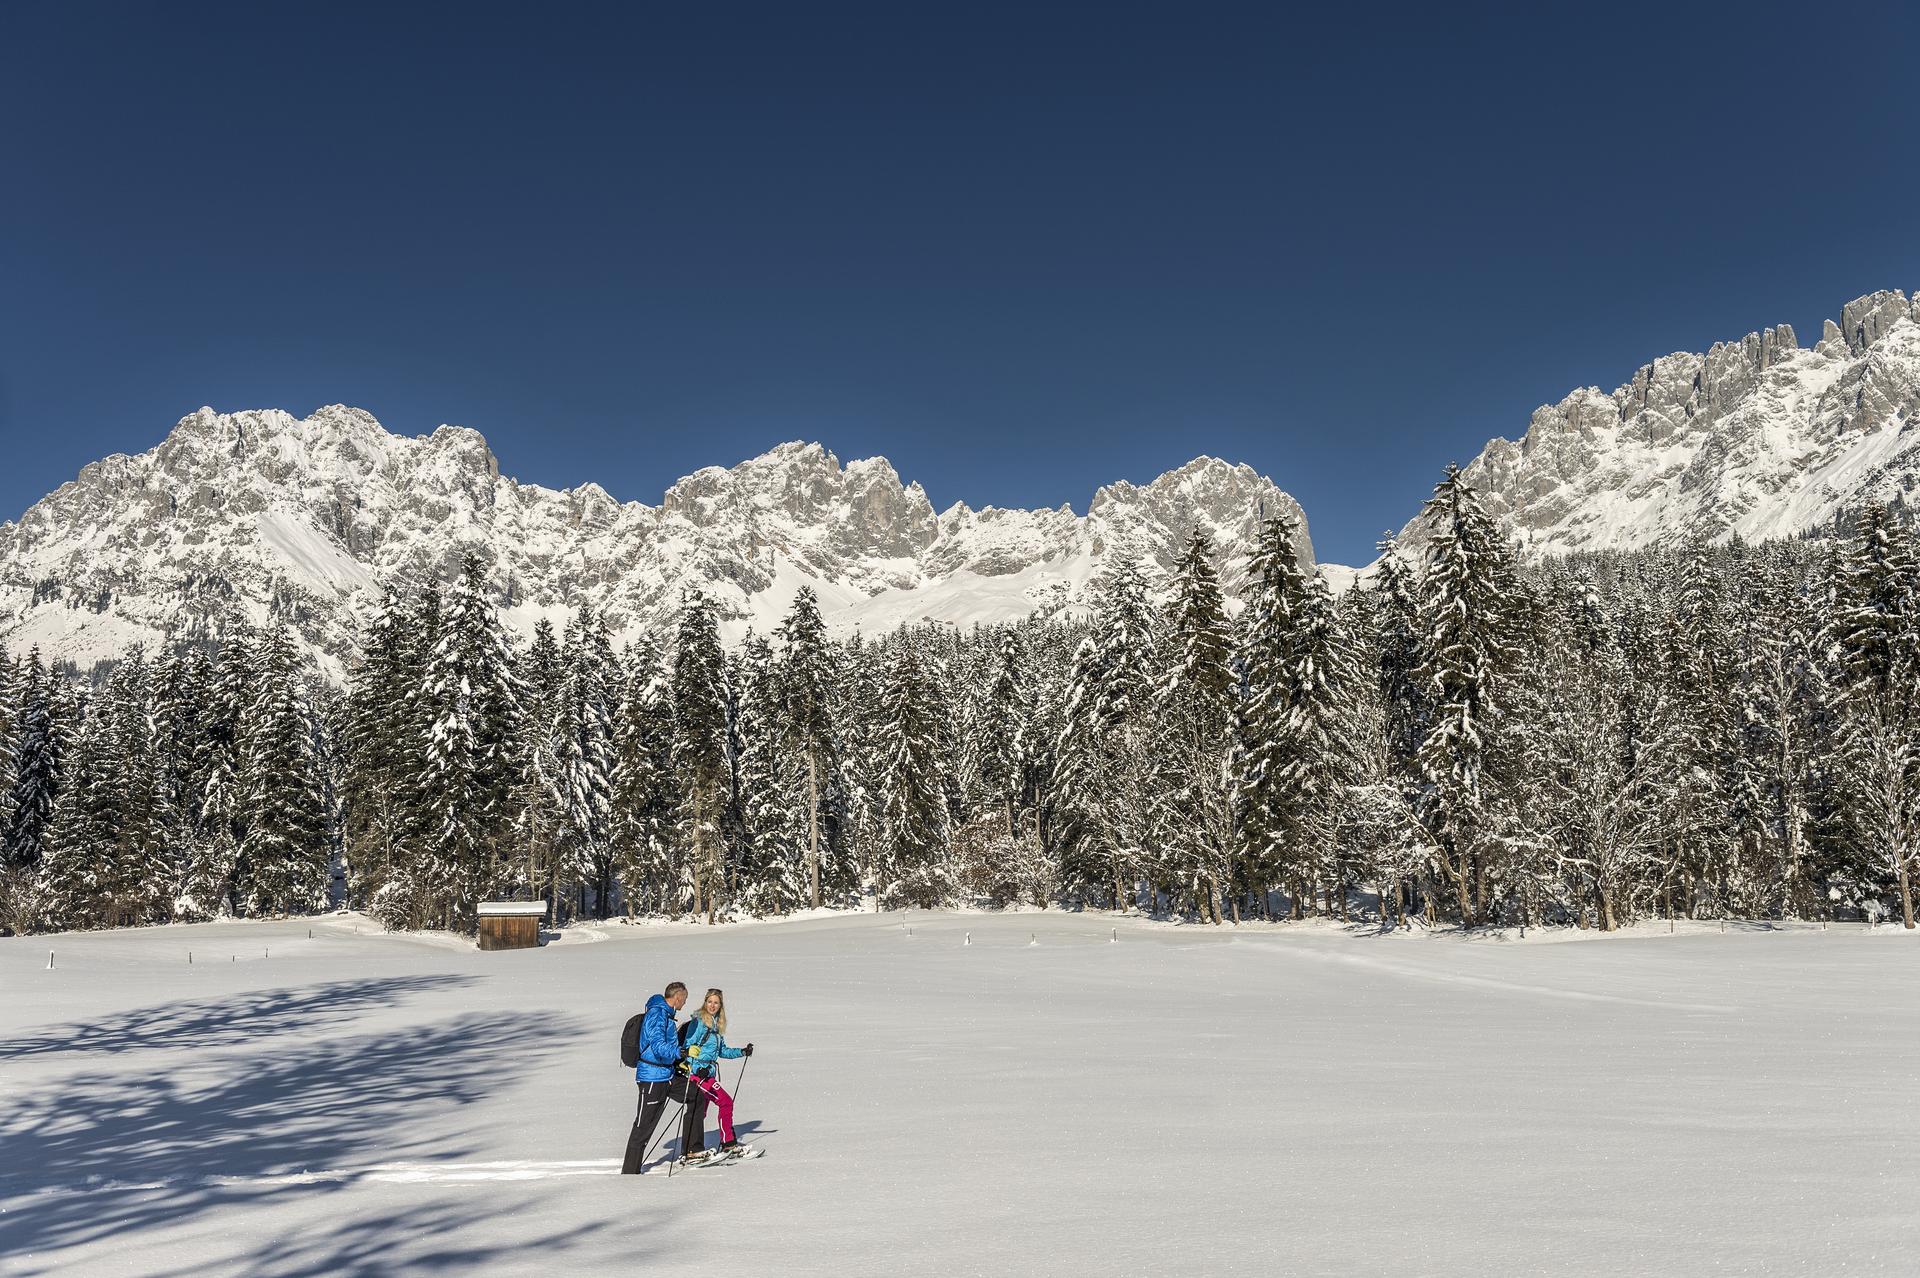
2, 1, 1916, 564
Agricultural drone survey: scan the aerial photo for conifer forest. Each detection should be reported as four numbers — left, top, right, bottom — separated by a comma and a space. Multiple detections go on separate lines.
3, 470, 1917, 936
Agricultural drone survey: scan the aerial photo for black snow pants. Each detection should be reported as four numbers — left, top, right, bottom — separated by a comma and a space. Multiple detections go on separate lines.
620, 1074, 709, 1173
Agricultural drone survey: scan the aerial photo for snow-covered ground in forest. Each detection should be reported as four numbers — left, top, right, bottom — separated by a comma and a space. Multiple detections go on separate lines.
2, 911, 1917, 1276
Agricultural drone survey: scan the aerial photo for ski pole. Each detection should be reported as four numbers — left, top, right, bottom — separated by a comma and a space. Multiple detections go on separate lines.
733, 1055, 749, 1110
642, 1083, 690, 1176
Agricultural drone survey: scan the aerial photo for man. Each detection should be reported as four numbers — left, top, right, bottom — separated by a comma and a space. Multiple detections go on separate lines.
619, 981, 712, 1173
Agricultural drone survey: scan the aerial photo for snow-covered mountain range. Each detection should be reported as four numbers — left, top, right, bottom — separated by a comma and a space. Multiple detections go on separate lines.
8, 288, 1917, 676
0, 406, 1311, 676
1401, 289, 1920, 554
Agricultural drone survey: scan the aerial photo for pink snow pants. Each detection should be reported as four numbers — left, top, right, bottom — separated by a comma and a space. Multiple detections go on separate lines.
692, 1073, 736, 1144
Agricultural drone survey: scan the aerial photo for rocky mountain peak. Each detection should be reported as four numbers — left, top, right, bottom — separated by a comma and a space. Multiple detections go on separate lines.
1400, 289, 1920, 557
0, 409, 1312, 677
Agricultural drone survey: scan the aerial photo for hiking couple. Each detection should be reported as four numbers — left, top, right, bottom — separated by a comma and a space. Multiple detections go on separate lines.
620, 981, 757, 1173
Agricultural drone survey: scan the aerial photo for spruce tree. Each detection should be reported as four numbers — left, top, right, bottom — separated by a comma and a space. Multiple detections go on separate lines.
512, 617, 569, 911
3, 650, 61, 877
235, 627, 329, 916
557, 608, 617, 918
610, 639, 674, 916
421, 551, 526, 926
1235, 513, 1310, 917
777, 586, 837, 908
733, 633, 806, 914
1825, 506, 1919, 927
876, 639, 953, 908
1413, 466, 1521, 927
672, 592, 731, 921
1160, 533, 1235, 920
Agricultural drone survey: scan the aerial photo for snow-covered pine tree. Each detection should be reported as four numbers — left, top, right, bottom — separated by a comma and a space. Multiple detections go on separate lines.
876, 637, 954, 908
557, 607, 618, 919
153, 644, 223, 919
1413, 466, 1521, 927
976, 628, 1033, 839
1089, 553, 1165, 911
610, 638, 674, 916
836, 633, 890, 907
1643, 544, 1739, 920
1277, 574, 1356, 917
1159, 532, 1235, 921
1052, 631, 1111, 906
776, 585, 837, 909
235, 627, 330, 916
177, 749, 239, 922
1364, 538, 1431, 922
421, 551, 526, 927
732, 633, 807, 914
37, 682, 106, 929
509, 616, 568, 913
98, 653, 179, 923
672, 592, 730, 922
342, 588, 426, 924
1824, 505, 1920, 927
2, 650, 61, 883
1234, 512, 1311, 918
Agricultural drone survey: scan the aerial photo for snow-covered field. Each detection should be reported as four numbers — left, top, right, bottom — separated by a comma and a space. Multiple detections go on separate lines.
3, 911, 1916, 1276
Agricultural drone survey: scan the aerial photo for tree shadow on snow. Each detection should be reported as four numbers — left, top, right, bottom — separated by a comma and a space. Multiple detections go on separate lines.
0, 1003, 580, 1266
144, 1198, 626, 1278
0, 974, 476, 1059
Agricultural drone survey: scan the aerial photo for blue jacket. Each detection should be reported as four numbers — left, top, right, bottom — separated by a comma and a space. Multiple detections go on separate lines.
682, 1015, 743, 1077
634, 994, 682, 1083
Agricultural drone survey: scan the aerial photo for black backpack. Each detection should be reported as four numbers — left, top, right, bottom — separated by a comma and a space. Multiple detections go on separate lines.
620, 1013, 645, 1069
619, 1010, 691, 1070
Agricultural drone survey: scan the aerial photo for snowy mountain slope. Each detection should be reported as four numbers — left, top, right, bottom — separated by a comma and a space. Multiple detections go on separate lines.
1398, 289, 1920, 555
0, 408, 1313, 674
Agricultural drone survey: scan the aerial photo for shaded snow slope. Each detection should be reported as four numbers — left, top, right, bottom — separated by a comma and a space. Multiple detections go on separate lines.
0, 416, 1311, 674
1402, 289, 1920, 555
1, 912, 1915, 1275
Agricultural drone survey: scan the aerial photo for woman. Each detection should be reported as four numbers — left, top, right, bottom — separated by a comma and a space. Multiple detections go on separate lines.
683, 988, 757, 1159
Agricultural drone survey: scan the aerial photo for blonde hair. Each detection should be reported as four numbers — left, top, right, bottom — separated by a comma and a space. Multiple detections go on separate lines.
698, 988, 727, 1034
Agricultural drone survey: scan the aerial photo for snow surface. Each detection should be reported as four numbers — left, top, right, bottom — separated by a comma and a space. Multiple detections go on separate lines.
3, 912, 1916, 1276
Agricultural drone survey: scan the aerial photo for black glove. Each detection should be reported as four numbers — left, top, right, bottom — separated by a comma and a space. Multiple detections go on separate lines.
743, 1043, 754, 1057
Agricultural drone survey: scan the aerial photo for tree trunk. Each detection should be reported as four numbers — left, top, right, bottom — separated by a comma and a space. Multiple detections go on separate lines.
1899, 842, 1916, 929
807, 751, 822, 910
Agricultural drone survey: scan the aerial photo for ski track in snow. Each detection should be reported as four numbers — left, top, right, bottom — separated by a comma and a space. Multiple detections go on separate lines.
1263, 939, 1740, 1013
16, 1160, 629, 1194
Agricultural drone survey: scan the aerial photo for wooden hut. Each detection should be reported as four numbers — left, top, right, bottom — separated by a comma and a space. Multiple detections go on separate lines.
476, 901, 547, 950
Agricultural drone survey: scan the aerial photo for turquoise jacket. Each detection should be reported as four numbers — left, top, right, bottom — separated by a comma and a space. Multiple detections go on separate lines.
682, 1015, 744, 1077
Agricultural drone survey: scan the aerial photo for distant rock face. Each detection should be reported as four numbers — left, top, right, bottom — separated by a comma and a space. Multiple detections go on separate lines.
0, 412, 1312, 677
1401, 290, 1920, 555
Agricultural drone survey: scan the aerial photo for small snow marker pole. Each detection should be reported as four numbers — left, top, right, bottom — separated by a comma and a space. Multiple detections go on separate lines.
46, 950, 53, 970
1111, 928, 1116, 944
964, 931, 970, 946
189, 951, 193, 964
1029, 932, 1036, 946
